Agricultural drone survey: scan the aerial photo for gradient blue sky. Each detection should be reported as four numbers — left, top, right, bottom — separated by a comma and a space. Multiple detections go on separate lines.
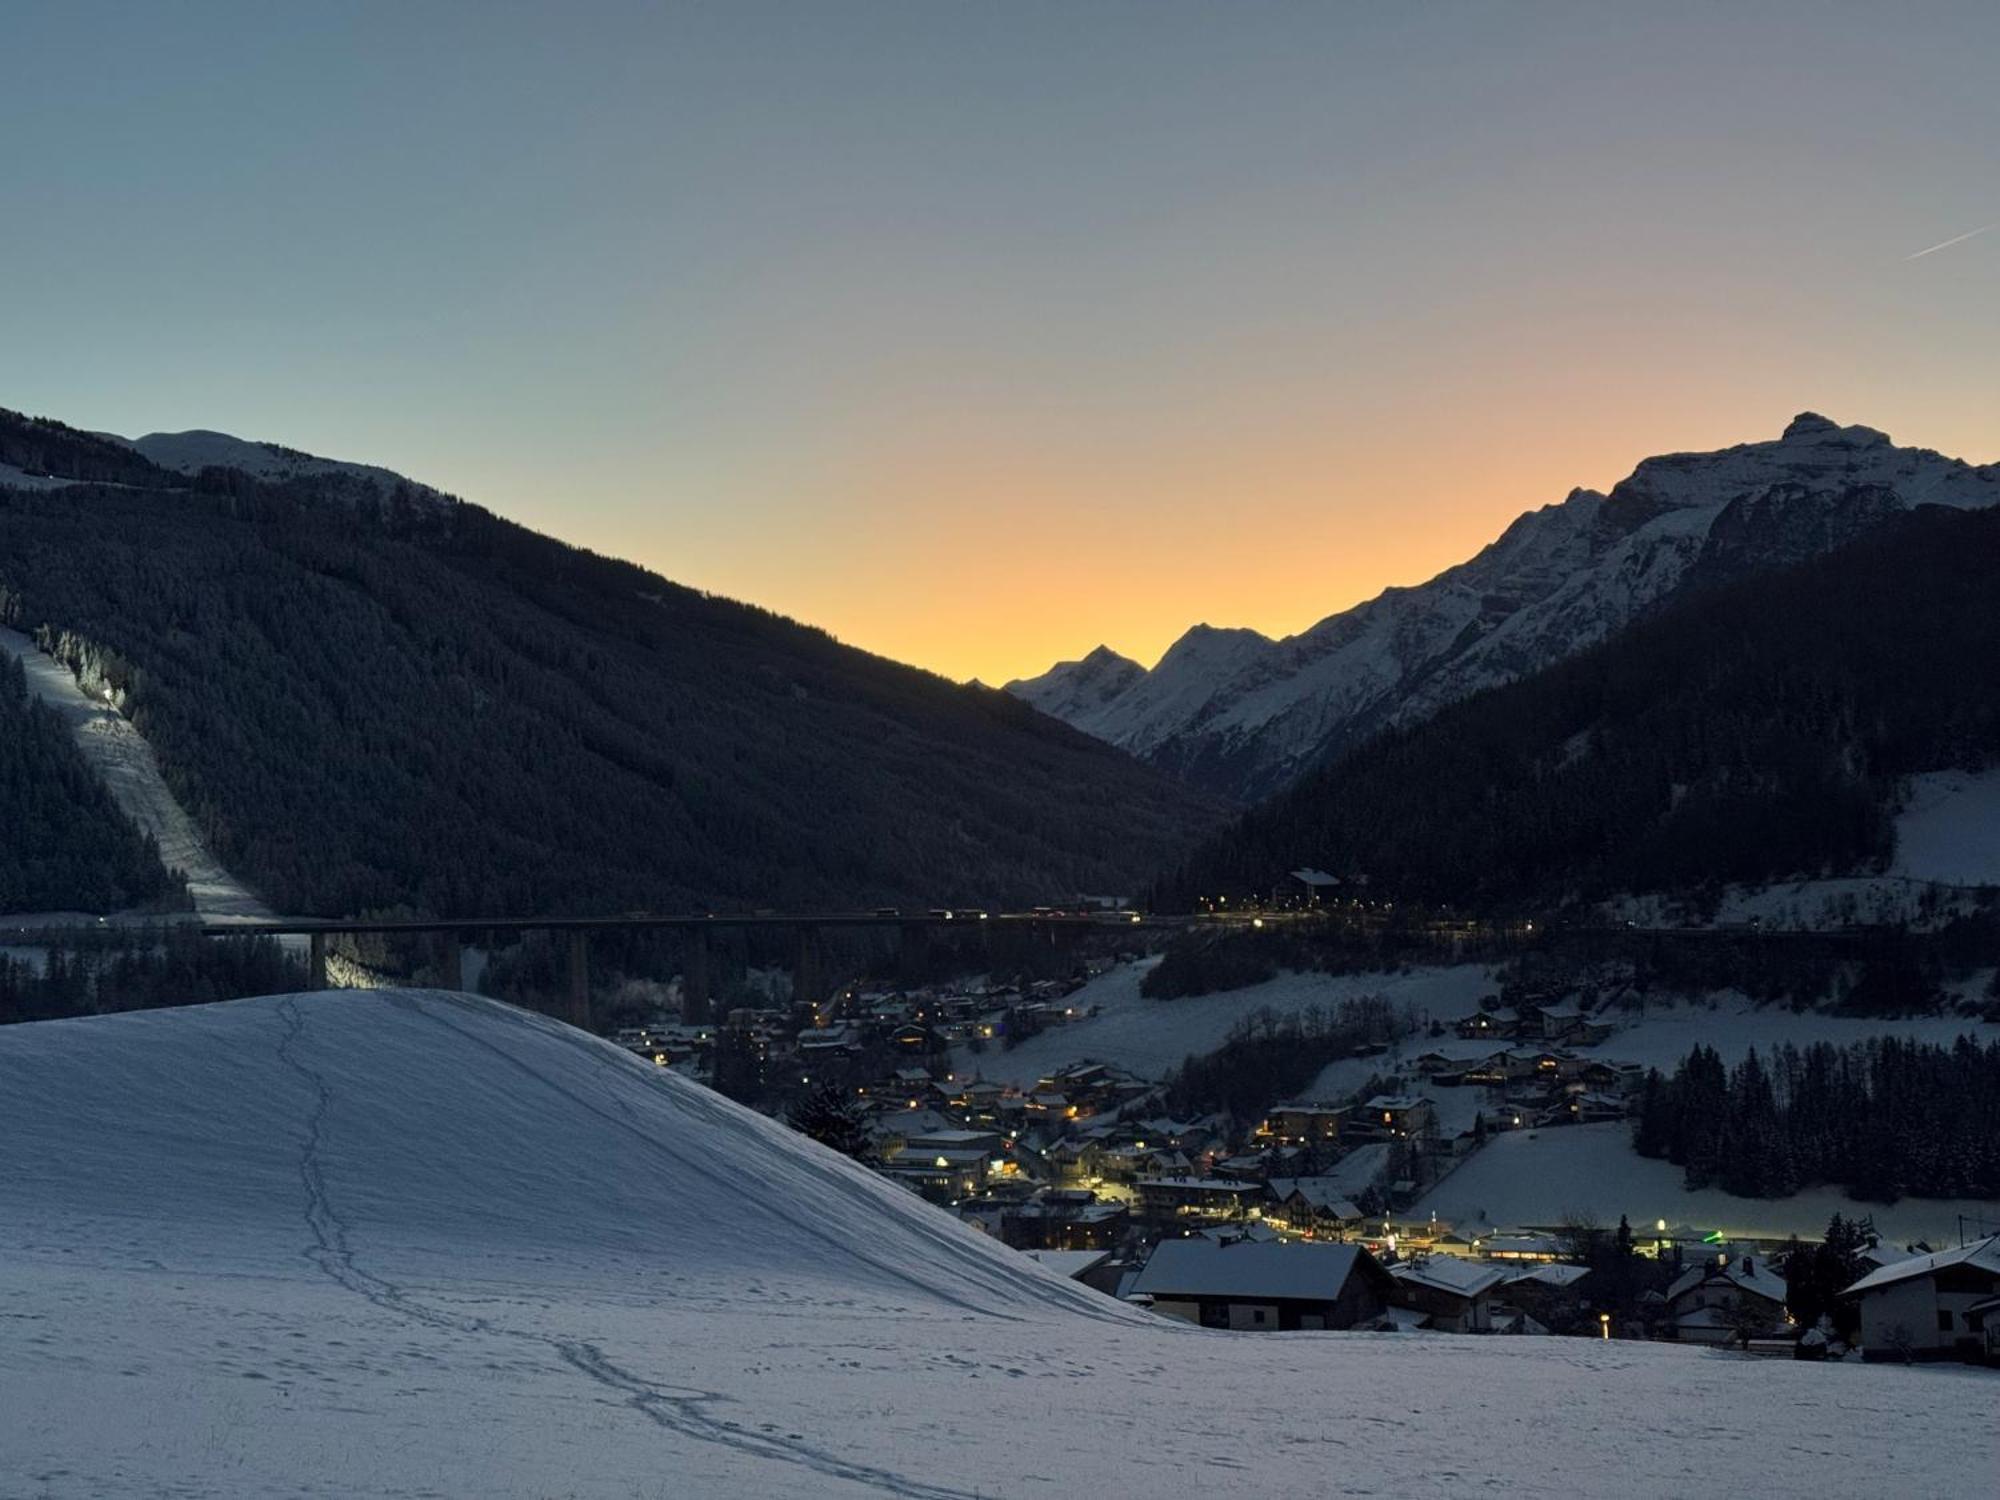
3, 2, 1994, 682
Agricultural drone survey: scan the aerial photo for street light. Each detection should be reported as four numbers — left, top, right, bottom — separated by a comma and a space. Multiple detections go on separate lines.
1598, 1312, 1611, 1341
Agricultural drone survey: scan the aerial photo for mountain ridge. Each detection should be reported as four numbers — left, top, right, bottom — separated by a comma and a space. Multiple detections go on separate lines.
1012, 414, 2000, 799
0, 403, 1226, 917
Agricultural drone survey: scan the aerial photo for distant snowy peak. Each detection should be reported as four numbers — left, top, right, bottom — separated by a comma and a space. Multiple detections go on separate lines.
1009, 414, 2000, 800
1005, 645, 1146, 731
119, 428, 453, 507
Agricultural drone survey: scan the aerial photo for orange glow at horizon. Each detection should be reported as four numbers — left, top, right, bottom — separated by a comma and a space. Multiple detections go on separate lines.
656, 383, 1997, 689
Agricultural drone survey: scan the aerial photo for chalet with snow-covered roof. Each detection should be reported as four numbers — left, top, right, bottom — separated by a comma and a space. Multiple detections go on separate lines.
1266, 1177, 1365, 1238
1665, 1254, 1790, 1344
1258, 1102, 1345, 1146
1130, 1235, 1394, 1331
1135, 1176, 1267, 1223
1455, 1005, 1515, 1041
1842, 1236, 2000, 1362
1387, 1254, 1510, 1332
1357, 1095, 1436, 1140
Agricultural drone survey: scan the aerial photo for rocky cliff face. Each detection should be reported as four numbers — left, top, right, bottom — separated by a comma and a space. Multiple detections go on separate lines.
1009, 415, 2000, 800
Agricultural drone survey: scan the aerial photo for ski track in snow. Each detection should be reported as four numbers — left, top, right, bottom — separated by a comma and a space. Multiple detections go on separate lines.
6, 989, 1997, 1498
272, 995, 982, 1500
0, 624, 271, 923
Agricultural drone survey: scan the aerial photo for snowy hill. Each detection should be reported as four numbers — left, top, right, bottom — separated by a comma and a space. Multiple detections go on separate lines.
1011, 415, 2000, 798
118, 427, 453, 506
4, 991, 1993, 1497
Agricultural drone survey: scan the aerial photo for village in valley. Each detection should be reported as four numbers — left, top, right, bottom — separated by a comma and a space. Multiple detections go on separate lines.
610, 936, 2000, 1368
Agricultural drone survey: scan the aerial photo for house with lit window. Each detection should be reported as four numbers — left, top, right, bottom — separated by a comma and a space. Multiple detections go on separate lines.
1135, 1176, 1266, 1223
1266, 1178, 1364, 1238
1356, 1095, 1435, 1140
1259, 1103, 1345, 1146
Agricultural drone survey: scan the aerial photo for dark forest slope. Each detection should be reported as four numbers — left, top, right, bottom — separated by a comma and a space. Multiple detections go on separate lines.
0, 653, 180, 913
1157, 503, 2000, 911
0, 408, 1226, 917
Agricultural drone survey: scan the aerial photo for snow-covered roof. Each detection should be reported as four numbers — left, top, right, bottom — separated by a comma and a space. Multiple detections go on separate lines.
1389, 1255, 1509, 1299
1289, 868, 1342, 887
1131, 1237, 1378, 1302
1841, 1236, 2000, 1297
1667, 1253, 1788, 1307
1025, 1249, 1111, 1281
1363, 1094, 1431, 1112
1507, 1263, 1589, 1288
1267, 1178, 1363, 1218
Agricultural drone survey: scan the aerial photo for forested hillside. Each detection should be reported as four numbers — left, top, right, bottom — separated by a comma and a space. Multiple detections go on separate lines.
1156, 503, 2000, 911
0, 654, 181, 912
0, 410, 1225, 917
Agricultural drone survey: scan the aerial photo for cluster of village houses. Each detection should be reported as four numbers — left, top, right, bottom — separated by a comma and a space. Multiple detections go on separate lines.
615, 977, 2000, 1365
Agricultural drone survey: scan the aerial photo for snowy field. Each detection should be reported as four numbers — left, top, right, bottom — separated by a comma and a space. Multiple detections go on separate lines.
1609, 766, 2000, 931
1895, 769, 2000, 886
5, 990, 1992, 1498
953, 958, 1494, 1087
0, 625, 271, 923
1414, 1123, 2000, 1247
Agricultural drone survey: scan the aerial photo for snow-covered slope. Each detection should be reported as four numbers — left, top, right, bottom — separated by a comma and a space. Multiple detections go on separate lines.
1012, 415, 2000, 798
955, 957, 1494, 1087
118, 427, 451, 505
6, 990, 1991, 1498
0, 623, 270, 921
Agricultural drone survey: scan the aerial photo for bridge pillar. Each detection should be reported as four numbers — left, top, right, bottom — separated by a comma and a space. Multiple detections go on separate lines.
793, 925, 821, 1013
567, 930, 592, 1030
308, 931, 328, 991
434, 931, 463, 992
683, 929, 711, 1025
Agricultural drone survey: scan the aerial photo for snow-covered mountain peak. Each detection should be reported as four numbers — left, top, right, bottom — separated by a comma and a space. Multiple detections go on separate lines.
1010, 415, 1999, 799
1781, 411, 1889, 447
118, 427, 452, 507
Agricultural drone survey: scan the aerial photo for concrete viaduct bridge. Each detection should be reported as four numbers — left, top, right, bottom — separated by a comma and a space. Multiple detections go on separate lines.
204, 909, 1177, 1028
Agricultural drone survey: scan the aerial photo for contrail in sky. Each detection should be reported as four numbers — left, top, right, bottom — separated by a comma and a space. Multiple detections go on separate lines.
1905, 222, 1997, 260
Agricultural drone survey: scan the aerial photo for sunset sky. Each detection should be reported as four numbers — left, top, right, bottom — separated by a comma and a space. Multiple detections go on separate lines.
4, 2, 1995, 684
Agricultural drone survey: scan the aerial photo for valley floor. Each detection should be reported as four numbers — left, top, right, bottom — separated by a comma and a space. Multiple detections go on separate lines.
959, 957, 2000, 1243
3, 991, 1993, 1499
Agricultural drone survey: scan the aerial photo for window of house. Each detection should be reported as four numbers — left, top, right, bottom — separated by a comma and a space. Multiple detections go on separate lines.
1937, 1309, 1954, 1333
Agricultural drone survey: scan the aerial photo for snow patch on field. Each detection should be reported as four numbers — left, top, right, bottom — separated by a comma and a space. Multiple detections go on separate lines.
1894, 769, 2000, 886
956, 960, 1495, 1087
3, 989, 1992, 1499
0, 625, 270, 922
0, 461, 81, 490
1574, 993, 1998, 1074
1606, 768, 2000, 931
1413, 1122, 2000, 1247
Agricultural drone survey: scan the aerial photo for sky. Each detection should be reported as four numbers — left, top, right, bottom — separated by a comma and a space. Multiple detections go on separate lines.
2, 2, 1995, 685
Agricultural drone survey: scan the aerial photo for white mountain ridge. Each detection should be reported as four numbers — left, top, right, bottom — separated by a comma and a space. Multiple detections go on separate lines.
1008, 414, 2000, 799
119, 427, 432, 493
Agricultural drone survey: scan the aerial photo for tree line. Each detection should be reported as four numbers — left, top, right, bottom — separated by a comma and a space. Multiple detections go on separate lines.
1155, 502, 2000, 913
0, 652, 182, 913
1, 405, 1226, 922
1633, 1036, 2000, 1202
0, 926, 303, 1025
1162, 997, 1412, 1122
